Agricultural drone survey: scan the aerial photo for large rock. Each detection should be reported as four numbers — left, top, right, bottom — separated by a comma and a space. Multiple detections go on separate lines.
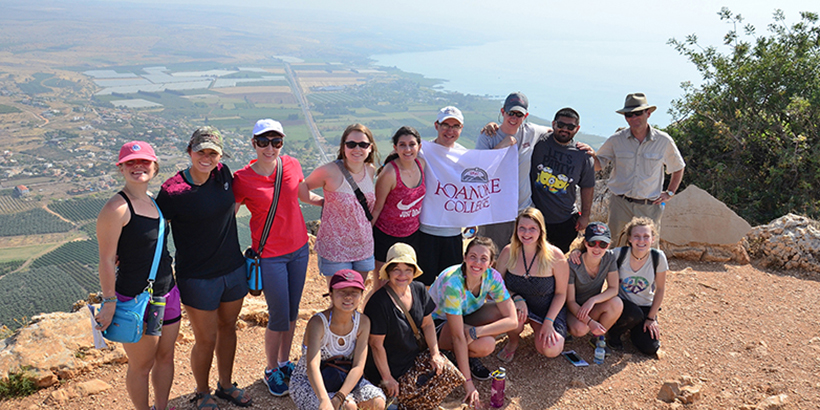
661, 185, 751, 245
0, 309, 126, 381
746, 213, 820, 274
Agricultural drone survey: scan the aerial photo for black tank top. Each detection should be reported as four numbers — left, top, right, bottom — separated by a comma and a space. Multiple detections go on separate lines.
114, 191, 174, 297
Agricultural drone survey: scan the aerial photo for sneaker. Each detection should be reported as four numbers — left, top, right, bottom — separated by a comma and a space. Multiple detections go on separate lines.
606, 334, 624, 352
264, 367, 289, 396
468, 357, 491, 381
588, 337, 612, 357
279, 361, 295, 381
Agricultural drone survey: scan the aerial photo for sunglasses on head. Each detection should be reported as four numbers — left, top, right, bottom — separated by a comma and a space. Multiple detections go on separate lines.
556, 121, 577, 130
587, 240, 609, 249
344, 141, 371, 149
506, 110, 525, 118
624, 110, 646, 118
254, 136, 283, 148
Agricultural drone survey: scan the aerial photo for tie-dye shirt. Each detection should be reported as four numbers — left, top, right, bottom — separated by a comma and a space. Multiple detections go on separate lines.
429, 264, 510, 321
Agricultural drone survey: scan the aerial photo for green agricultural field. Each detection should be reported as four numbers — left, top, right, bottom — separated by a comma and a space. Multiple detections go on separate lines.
17, 73, 54, 95
0, 104, 21, 114
0, 208, 74, 237
0, 196, 39, 215
0, 265, 90, 329
31, 238, 99, 268
0, 244, 57, 263
48, 196, 108, 222
0, 260, 24, 276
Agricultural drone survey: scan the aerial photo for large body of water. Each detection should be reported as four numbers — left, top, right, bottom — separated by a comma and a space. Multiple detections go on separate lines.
373, 39, 700, 137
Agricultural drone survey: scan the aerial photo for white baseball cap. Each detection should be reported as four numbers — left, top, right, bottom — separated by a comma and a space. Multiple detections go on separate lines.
436, 106, 464, 124
252, 119, 286, 137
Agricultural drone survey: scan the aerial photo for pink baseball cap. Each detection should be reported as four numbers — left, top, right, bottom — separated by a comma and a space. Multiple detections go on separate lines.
117, 141, 158, 165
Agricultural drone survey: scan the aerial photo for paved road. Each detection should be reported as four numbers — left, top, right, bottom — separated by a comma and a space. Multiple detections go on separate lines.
283, 62, 330, 164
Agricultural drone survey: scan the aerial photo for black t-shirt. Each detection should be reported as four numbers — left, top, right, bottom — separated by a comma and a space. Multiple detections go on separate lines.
363, 281, 436, 384
156, 163, 244, 279
530, 133, 595, 224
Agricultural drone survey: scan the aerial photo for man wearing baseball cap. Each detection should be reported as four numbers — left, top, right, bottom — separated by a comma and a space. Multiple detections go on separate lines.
593, 93, 685, 245
416, 106, 468, 286
474, 92, 552, 250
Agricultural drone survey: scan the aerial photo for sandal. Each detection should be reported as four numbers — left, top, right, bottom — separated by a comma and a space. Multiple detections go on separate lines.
496, 343, 516, 363
215, 382, 252, 408
190, 391, 219, 410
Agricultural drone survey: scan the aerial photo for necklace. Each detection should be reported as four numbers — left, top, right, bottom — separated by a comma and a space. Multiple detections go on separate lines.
631, 250, 648, 261
521, 246, 537, 279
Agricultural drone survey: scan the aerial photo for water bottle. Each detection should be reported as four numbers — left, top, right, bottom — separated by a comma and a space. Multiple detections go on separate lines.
594, 336, 606, 365
144, 294, 166, 336
490, 367, 506, 408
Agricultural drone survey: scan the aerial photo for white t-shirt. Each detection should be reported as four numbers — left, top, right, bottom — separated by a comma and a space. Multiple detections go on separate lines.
616, 246, 668, 306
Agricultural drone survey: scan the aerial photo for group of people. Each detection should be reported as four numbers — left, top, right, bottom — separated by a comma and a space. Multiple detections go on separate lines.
95, 90, 685, 410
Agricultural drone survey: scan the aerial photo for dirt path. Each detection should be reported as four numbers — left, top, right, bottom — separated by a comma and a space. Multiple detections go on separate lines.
5, 257, 820, 409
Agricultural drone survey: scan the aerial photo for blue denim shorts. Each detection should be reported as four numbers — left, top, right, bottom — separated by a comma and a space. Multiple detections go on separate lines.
177, 264, 248, 311
317, 255, 375, 276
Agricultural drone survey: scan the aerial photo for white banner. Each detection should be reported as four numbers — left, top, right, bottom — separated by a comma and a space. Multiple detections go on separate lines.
419, 140, 518, 228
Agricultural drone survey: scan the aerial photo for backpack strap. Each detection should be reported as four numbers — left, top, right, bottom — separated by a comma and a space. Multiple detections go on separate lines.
617, 246, 660, 275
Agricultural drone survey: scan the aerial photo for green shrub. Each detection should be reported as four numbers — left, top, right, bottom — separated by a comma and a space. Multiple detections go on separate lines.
0, 366, 38, 399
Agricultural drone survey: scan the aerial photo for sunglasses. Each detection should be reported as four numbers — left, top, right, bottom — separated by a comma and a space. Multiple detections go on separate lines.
438, 123, 462, 131
587, 240, 609, 249
506, 110, 525, 118
344, 141, 371, 149
556, 121, 577, 130
254, 137, 283, 148
624, 110, 646, 118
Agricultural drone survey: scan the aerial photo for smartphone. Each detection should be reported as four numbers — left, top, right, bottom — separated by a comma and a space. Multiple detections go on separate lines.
562, 350, 589, 367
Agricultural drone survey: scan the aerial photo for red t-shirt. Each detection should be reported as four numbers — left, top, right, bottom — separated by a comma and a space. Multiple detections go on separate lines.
233, 155, 308, 258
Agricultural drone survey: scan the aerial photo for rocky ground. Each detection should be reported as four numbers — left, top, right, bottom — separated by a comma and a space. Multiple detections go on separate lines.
3, 255, 820, 410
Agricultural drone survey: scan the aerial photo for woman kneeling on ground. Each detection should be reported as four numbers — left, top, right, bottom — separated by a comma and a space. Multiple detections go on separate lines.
607, 217, 668, 355
364, 243, 462, 409
428, 237, 517, 409
289, 270, 386, 410
96, 141, 181, 410
495, 207, 570, 363
566, 222, 624, 347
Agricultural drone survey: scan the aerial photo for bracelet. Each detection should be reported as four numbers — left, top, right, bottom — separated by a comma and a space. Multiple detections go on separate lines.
585, 318, 592, 325
469, 326, 478, 340
645, 317, 656, 322
101, 296, 117, 304
545, 317, 555, 323
464, 378, 472, 383
513, 295, 525, 303
333, 391, 346, 402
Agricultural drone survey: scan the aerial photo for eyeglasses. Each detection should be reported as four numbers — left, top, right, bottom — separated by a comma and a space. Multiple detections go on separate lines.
254, 137, 283, 148
556, 121, 577, 130
438, 123, 462, 131
344, 141, 371, 149
587, 241, 609, 249
506, 111, 525, 118
624, 110, 646, 118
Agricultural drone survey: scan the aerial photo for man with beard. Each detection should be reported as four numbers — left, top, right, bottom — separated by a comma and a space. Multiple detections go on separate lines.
529, 107, 595, 252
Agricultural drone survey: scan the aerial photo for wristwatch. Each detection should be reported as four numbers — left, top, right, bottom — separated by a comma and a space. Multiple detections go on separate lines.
665, 190, 675, 197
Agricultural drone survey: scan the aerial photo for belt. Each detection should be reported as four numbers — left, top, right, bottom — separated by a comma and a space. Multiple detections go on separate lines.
618, 195, 654, 205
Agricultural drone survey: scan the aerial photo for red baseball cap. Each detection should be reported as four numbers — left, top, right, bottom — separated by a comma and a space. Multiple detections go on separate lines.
329, 269, 365, 292
117, 141, 157, 165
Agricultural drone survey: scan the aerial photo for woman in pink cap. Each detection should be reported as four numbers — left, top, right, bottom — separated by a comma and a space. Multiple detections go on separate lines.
96, 141, 181, 410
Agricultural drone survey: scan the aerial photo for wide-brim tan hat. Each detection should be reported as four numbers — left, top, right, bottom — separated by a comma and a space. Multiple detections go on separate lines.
378, 242, 423, 280
616, 93, 657, 114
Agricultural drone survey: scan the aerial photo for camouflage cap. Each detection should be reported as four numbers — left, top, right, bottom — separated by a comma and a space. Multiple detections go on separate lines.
188, 126, 229, 157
